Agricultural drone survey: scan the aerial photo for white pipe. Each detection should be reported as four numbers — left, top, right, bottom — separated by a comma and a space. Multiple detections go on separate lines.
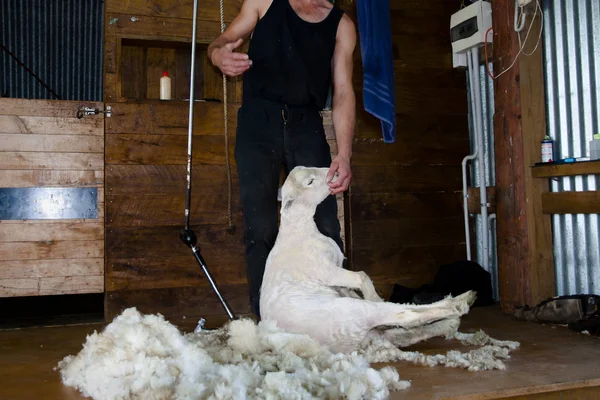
462, 49, 479, 261
471, 46, 489, 272
488, 213, 497, 300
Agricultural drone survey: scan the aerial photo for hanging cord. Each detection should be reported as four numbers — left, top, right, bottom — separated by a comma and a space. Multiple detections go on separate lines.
219, 0, 235, 234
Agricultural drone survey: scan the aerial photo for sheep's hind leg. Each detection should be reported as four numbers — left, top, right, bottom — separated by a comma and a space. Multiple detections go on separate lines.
370, 291, 477, 330
381, 317, 460, 347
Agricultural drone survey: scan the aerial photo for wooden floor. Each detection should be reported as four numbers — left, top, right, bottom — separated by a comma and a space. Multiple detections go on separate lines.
0, 306, 599, 400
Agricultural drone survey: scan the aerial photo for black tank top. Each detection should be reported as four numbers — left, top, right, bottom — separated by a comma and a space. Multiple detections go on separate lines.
242, 0, 344, 109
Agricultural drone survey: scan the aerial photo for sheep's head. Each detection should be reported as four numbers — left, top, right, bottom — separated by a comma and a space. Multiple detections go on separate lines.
279, 166, 335, 214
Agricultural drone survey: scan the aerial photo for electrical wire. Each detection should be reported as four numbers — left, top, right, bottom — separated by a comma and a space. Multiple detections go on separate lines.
484, 0, 541, 80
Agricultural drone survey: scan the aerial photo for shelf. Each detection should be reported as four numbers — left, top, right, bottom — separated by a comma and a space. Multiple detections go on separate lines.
531, 159, 600, 178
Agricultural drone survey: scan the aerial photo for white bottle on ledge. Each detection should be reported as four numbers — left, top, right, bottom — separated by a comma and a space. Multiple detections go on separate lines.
160, 71, 172, 100
590, 134, 600, 160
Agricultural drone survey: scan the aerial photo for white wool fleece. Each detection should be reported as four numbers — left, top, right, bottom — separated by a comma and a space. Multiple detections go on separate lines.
58, 308, 519, 400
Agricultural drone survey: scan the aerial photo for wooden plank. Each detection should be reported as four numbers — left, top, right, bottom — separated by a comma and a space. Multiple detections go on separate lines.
0, 152, 104, 170
0, 240, 104, 261
0, 223, 103, 242
105, 284, 251, 321
0, 115, 103, 135
351, 192, 463, 221
1, 259, 103, 279
120, 45, 147, 100
105, 194, 241, 227
105, 134, 234, 165
0, 134, 103, 153
106, 251, 246, 291
352, 217, 465, 247
351, 165, 463, 194
532, 160, 600, 178
106, 165, 237, 195
392, 34, 452, 69
352, 244, 466, 278
104, 101, 238, 135
106, 0, 242, 22
351, 138, 469, 166
542, 191, 600, 214
0, 170, 103, 187
106, 224, 243, 259
0, 275, 104, 297
106, 13, 221, 43
0, 99, 103, 118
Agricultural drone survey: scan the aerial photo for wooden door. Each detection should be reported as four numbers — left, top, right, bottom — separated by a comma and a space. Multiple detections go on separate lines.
0, 98, 105, 297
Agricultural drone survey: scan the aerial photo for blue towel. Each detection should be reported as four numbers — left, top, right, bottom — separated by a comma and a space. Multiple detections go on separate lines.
355, 0, 396, 143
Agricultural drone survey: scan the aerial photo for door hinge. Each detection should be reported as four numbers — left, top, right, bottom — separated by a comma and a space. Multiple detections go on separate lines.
77, 105, 112, 119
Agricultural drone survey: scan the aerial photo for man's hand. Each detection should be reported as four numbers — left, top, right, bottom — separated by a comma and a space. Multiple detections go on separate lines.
327, 155, 352, 195
211, 38, 252, 77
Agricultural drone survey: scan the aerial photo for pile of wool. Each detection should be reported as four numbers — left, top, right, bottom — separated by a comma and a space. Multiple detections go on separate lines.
57, 308, 520, 400
57, 308, 408, 400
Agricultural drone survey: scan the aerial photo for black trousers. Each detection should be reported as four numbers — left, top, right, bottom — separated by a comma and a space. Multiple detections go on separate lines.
234, 98, 344, 319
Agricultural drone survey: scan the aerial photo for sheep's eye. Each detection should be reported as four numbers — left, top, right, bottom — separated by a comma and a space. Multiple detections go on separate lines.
307, 178, 314, 186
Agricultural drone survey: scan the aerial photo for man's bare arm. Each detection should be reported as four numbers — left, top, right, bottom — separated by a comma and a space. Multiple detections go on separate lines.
208, 0, 263, 76
327, 15, 357, 194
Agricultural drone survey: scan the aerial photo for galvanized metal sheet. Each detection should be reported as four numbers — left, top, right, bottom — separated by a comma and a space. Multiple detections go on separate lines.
0, 187, 98, 220
0, 0, 104, 101
542, 0, 600, 296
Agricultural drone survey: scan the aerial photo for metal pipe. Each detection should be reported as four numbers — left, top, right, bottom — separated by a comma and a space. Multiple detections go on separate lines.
471, 46, 489, 272
184, 0, 199, 231
178, 0, 237, 321
462, 48, 479, 261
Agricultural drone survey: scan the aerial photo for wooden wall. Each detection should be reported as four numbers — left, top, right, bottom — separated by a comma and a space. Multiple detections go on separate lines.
0, 99, 105, 297
102, 0, 469, 322
339, 0, 470, 298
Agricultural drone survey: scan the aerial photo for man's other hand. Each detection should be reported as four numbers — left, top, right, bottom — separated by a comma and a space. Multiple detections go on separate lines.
211, 38, 252, 77
326, 155, 352, 195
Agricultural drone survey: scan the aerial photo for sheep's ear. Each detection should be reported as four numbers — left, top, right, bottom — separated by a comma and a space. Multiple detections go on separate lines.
277, 187, 282, 202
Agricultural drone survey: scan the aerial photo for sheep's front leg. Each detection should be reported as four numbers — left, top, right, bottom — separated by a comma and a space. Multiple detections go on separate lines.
319, 267, 384, 302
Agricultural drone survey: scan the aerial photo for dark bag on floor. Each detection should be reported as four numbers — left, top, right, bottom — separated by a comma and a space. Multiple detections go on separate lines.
389, 260, 495, 308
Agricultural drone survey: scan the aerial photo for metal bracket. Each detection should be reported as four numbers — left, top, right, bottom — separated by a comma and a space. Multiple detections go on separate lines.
76, 105, 112, 119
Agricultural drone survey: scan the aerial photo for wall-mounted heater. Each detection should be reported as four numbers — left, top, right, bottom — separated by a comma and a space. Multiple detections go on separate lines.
450, 1, 493, 274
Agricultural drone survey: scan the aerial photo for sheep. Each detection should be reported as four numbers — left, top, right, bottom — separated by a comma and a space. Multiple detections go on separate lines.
259, 166, 477, 354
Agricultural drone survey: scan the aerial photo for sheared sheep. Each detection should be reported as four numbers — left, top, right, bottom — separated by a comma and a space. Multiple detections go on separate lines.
260, 166, 477, 353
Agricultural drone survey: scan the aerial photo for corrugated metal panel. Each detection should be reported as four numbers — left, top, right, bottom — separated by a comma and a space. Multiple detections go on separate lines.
542, 0, 600, 295
467, 62, 500, 300
0, 0, 104, 101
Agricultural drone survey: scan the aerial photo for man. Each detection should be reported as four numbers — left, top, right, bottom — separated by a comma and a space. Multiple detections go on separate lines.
208, 0, 356, 319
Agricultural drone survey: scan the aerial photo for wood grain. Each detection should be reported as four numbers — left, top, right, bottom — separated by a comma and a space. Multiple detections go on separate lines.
0, 99, 105, 298
351, 165, 463, 194
0, 115, 103, 135
542, 191, 600, 214
104, 101, 238, 135
105, 134, 234, 165
106, 0, 242, 22
0, 276, 104, 297
105, 284, 251, 321
105, 194, 241, 227
532, 160, 600, 178
351, 192, 463, 221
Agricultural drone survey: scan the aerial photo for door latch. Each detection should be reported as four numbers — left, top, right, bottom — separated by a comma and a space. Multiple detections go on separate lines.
76, 105, 112, 119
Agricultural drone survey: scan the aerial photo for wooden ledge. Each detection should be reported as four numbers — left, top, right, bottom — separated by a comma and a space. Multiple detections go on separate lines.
532, 160, 600, 178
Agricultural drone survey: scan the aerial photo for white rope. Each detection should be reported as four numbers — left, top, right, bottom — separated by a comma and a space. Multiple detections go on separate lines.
220, 0, 234, 232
